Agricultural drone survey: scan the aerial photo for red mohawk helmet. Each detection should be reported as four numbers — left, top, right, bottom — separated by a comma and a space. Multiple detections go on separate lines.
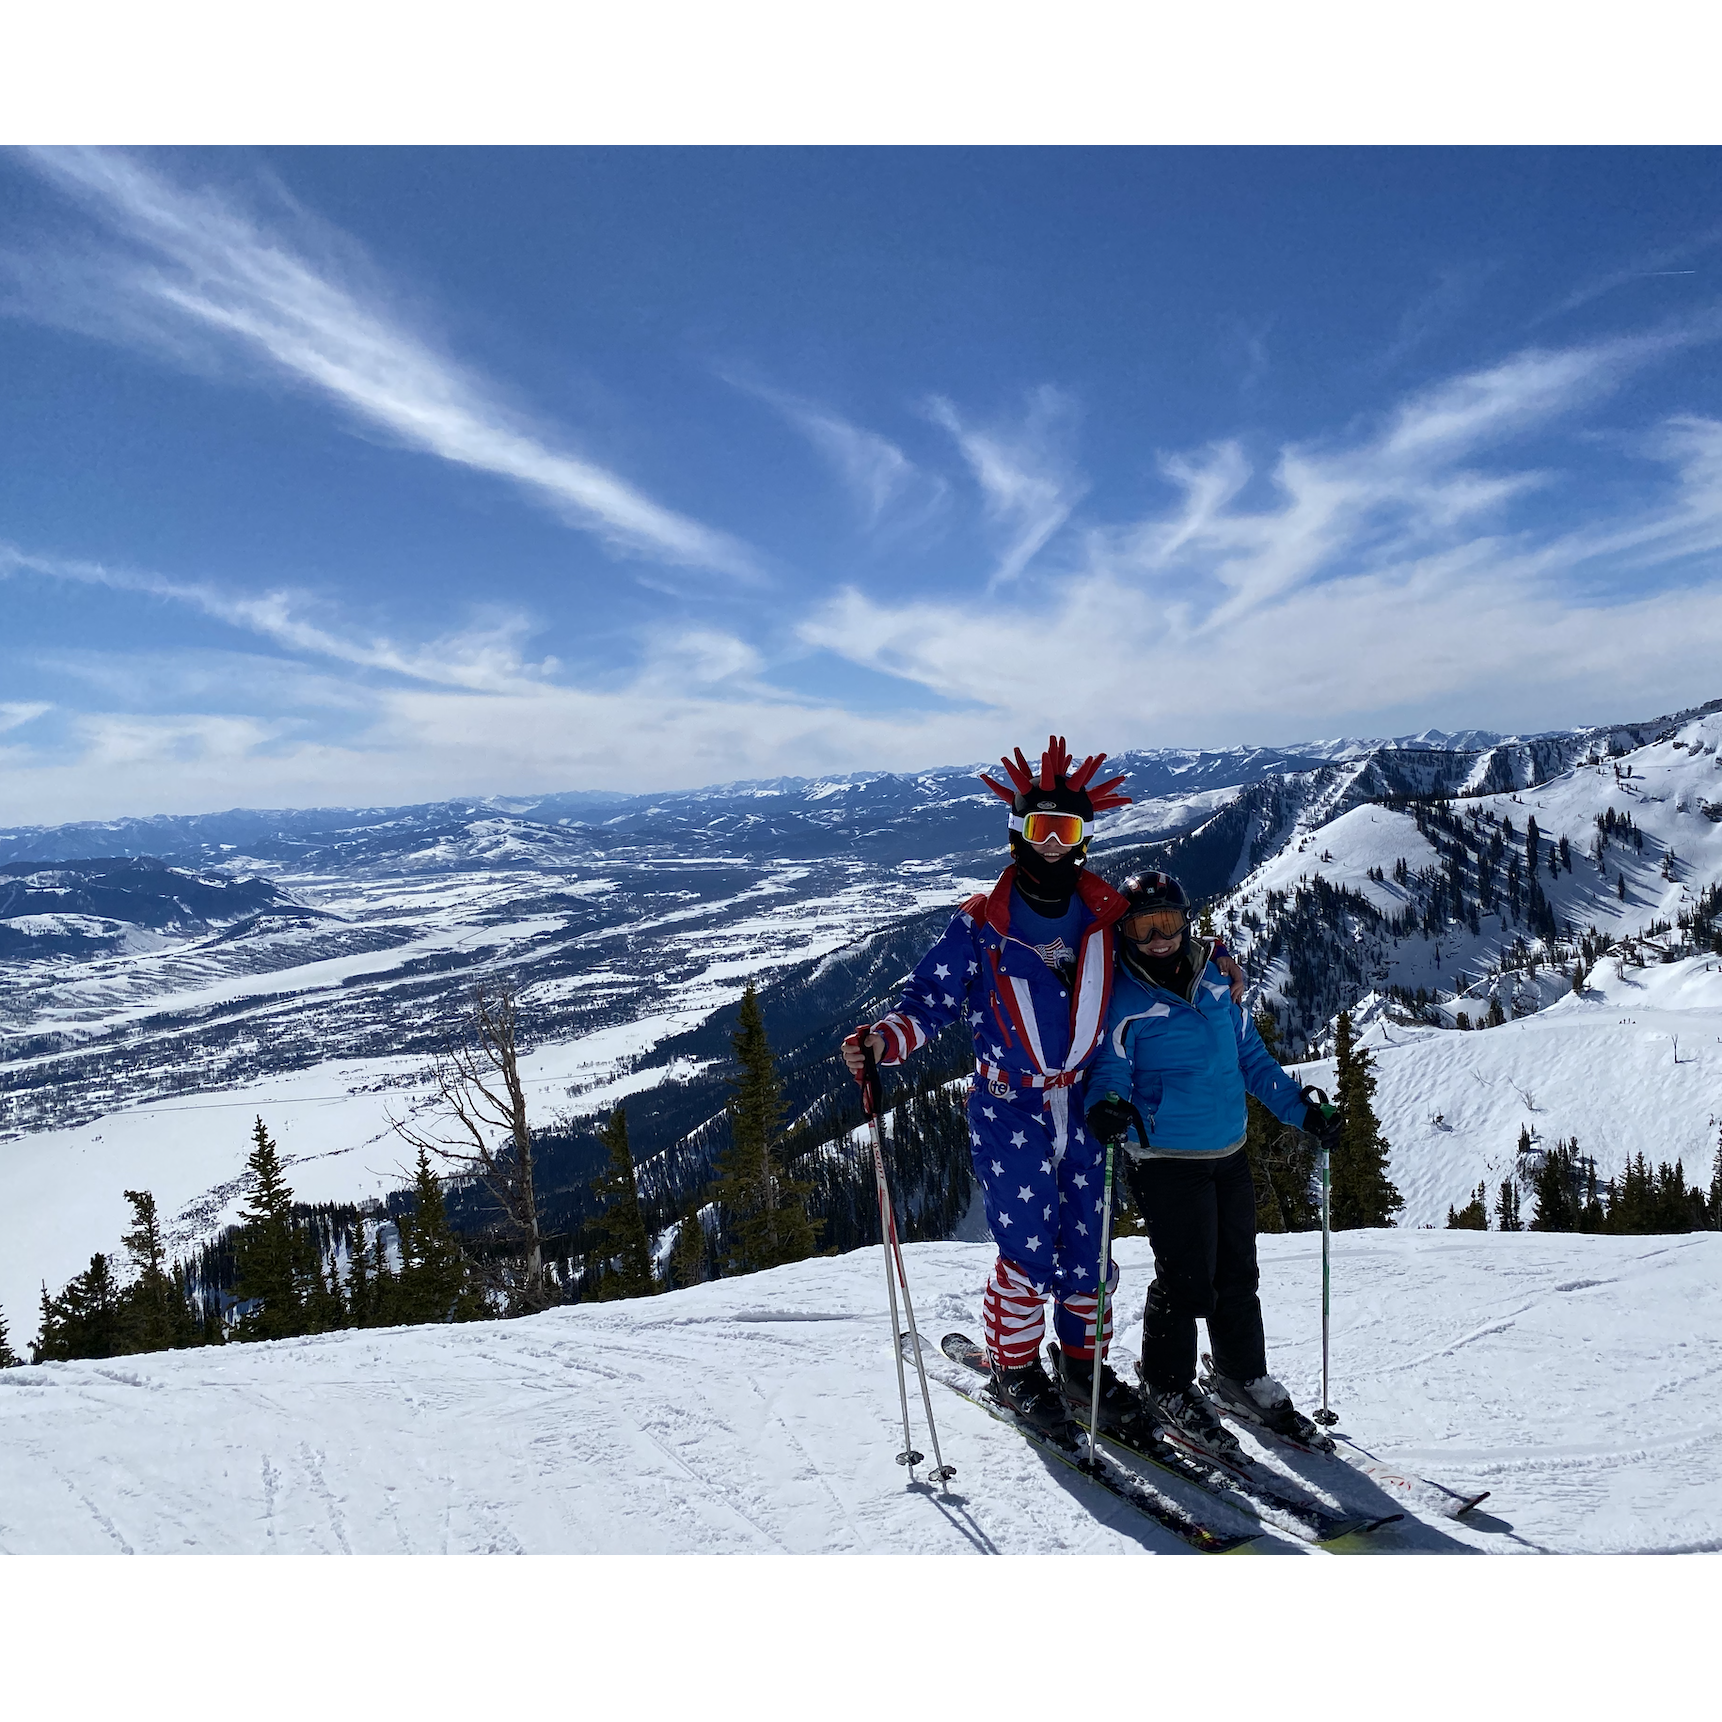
979, 734, 1133, 826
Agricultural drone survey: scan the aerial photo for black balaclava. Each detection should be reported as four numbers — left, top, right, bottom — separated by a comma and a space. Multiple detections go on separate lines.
1008, 783, 1093, 915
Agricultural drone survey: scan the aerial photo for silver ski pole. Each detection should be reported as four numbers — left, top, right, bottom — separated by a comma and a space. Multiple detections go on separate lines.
854, 1032, 950, 1480
1085, 1135, 1118, 1472
1309, 1084, 1339, 1427
881, 1166, 955, 1483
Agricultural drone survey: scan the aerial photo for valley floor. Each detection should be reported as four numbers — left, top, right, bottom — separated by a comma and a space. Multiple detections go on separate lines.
2, 1231, 1718, 1555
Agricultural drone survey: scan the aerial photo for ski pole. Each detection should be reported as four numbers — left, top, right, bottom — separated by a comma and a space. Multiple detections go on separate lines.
1308, 1084, 1339, 1427
1085, 1134, 1117, 1472
852, 1029, 954, 1483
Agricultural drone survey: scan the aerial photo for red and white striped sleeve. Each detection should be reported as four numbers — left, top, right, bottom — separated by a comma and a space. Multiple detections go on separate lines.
869, 909, 980, 1067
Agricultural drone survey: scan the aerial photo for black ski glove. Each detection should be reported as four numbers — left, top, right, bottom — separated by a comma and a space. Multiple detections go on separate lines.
1086, 1093, 1145, 1147
1299, 1085, 1340, 1153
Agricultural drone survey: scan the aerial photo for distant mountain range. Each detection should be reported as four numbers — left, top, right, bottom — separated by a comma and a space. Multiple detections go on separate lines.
6, 712, 1711, 871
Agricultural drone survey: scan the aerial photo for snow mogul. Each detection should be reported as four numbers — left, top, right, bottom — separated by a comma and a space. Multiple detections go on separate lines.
1084, 869, 1341, 1458
843, 736, 1154, 1444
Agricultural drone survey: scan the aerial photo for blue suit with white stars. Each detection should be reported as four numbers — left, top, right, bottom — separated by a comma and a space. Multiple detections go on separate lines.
873, 865, 1129, 1333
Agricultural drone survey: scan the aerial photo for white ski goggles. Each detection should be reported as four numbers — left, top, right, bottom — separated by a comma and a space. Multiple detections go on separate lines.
1009, 811, 1093, 845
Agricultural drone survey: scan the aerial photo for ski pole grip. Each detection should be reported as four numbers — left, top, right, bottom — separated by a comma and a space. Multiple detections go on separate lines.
852, 1024, 884, 1120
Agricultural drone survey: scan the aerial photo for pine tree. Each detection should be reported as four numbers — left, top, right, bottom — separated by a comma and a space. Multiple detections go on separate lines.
1244, 1009, 1316, 1233
0, 1306, 20, 1368
32, 1255, 125, 1362
1606, 1153, 1653, 1233
1487, 996, 1506, 1028
1709, 1129, 1722, 1230
1494, 1178, 1522, 1232
713, 985, 820, 1273
396, 1149, 486, 1323
1330, 1012, 1403, 1229
345, 1218, 374, 1326
1446, 1182, 1488, 1229
119, 1189, 198, 1353
369, 1227, 400, 1327
587, 1108, 659, 1300
302, 1253, 348, 1334
233, 1117, 308, 1341
1530, 1142, 1579, 1232
668, 1200, 710, 1290
1578, 1151, 1607, 1233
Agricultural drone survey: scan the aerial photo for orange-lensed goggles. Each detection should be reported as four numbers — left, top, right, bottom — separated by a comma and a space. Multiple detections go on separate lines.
1011, 810, 1091, 846
1122, 907, 1187, 940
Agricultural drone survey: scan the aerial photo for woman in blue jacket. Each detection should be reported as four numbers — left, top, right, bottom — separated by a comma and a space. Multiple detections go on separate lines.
1085, 870, 1338, 1456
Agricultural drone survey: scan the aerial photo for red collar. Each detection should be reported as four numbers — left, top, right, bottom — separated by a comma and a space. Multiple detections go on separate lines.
979, 864, 1128, 936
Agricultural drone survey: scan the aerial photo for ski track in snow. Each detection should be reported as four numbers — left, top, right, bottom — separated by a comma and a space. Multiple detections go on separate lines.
2, 1233, 1717, 1555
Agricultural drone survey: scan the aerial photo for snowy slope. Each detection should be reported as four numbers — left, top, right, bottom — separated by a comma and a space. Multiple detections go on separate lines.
1225, 708, 1722, 1044
3, 1232, 1717, 1555
1292, 953, 1722, 1228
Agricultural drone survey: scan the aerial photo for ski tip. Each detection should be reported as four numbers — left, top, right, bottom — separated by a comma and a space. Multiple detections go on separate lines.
1321, 1511, 1405, 1545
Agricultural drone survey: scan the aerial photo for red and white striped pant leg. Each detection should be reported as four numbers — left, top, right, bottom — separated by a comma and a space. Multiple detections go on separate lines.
982, 1255, 1047, 1371
1052, 1289, 1114, 1362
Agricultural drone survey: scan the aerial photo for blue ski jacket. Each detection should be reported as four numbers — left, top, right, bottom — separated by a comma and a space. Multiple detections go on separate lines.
1087, 939, 1309, 1157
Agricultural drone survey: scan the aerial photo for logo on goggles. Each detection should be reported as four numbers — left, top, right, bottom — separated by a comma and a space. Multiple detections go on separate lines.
1010, 810, 1091, 846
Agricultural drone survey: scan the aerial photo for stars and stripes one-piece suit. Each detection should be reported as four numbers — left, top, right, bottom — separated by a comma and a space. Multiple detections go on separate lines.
871, 864, 1129, 1369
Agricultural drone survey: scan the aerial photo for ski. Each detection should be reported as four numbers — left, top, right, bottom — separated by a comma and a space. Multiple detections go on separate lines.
1043, 1340, 1399, 1546
905, 1334, 1261, 1553
1199, 1352, 1490, 1520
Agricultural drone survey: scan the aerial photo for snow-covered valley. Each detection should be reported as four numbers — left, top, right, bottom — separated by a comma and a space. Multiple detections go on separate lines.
4, 1231, 1717, 1555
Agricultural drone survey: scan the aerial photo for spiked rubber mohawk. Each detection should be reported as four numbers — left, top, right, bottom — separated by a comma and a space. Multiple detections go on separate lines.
979, 734, 1132, 813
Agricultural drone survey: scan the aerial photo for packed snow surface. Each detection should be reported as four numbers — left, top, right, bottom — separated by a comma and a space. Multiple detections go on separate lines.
4, 1231, 1717, 1555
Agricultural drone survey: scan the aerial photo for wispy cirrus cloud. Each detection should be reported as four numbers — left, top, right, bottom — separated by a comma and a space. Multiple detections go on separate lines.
927, 385, 1087, 586
0, 544, 556, 694
0, 702, 52, 733
803, 325, 1722, 737
8, 148, 760, 581
1374, 262, 1496, 373
724, 373, 947, 532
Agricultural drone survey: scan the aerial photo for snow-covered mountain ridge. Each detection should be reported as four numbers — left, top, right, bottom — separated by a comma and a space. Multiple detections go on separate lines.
3, 695, 1720, 1338
5, 1231, 1717, 1554
1224, 702, 1722, 1048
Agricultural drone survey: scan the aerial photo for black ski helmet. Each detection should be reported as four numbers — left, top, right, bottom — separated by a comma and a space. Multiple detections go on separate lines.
980, 736, 1132, 909
1119, 870, 1191, 917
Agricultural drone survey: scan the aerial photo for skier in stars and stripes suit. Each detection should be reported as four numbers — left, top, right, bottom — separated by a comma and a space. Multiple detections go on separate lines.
842, 736, 1163, 1442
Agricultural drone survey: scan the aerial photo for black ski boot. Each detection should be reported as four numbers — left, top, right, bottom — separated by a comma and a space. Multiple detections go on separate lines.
1135, 1367, 1244, 1463
1200, 1364, 1335, 1451
990, 1357, 1077, 1443
1050, 1344, 1154, 1443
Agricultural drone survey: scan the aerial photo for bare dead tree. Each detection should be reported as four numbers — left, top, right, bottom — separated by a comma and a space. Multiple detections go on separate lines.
389, 983, 546, 1308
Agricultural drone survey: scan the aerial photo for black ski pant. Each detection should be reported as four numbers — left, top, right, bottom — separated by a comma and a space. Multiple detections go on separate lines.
1124, 1146, 1266, 1392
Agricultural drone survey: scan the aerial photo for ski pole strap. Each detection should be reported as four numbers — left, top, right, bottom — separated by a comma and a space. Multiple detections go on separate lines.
853, 1024, 884, 1120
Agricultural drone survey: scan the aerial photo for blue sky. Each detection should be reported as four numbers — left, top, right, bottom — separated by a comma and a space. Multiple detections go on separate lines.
4, 145, 1722, 823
